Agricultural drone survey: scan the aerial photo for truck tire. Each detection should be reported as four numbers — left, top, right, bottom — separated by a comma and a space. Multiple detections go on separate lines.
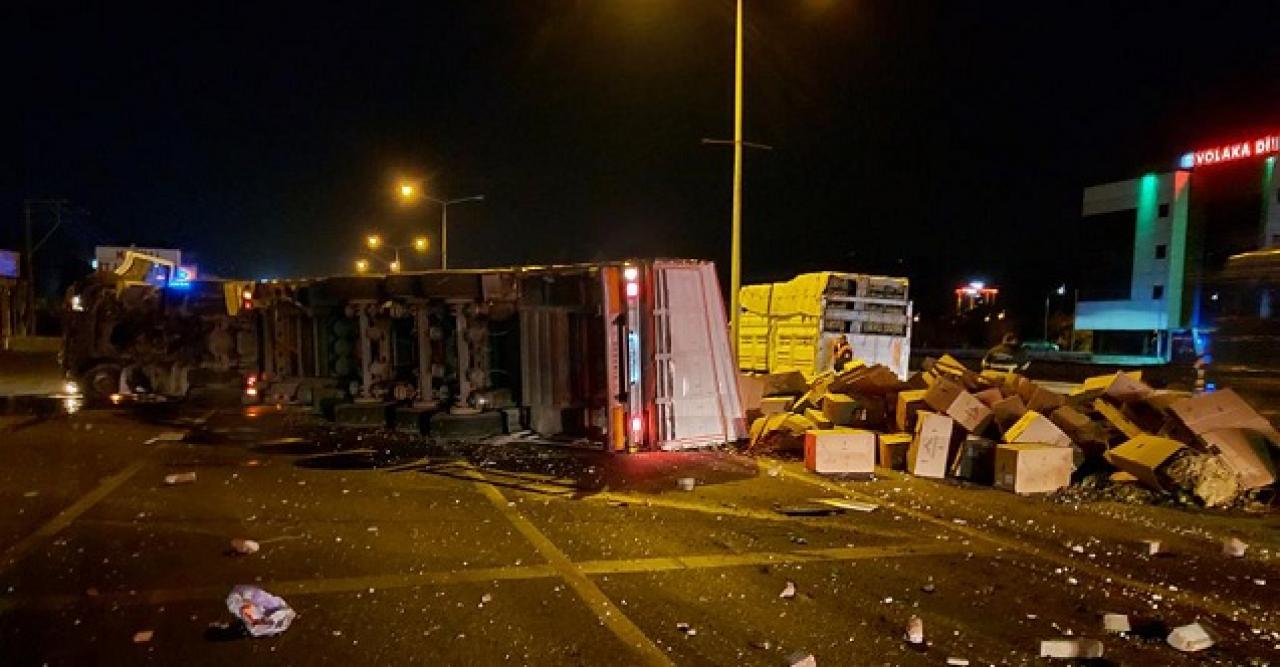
81, 363, 122, 400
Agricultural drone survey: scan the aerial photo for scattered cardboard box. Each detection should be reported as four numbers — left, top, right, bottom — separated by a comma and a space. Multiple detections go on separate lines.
994, 443, 1073, 494
1101, 371, 1154, 403
951, 436, 996, 483
1169, 388, 1280, 443
1003, 411, 1071, 448
923, 376, 964, 413
991, 395, 1028, 432
973, 387, 1003, 407
1093, 399, 1146, 439
1104, 434, 1186, 490
804, 429, 876, 475
945, 391, 994, 434
759, 371, 809, 397
895, 389, 928, 433
1102, 613, 1131, 633
878, 433, 911, 471
1024, 385, 1067, 415
1200, 428, 1276, 490
760, 396, 795, 416
822, 393, 858, 426
804, 408, 833, 430
908, 412, 954, 478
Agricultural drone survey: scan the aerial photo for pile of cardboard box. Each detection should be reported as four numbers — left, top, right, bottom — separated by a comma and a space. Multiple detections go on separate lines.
742, 356, 1278, 505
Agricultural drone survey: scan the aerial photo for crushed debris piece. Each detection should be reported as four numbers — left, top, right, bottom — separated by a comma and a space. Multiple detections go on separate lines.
132, 630, 154, 643
1103, 613, 1131, 633
904, 615, 924, 644
230, 538, 260, 555
1167, 622, 1215, 652
812, 498, 878, 512
1222, 537, 1248, 558
144, 432, 187, 445
779, 581, 796, 599
226, 585, 296, 637
163, 472, 197, 486
1039, 638, 1103, 659
676, 477, 696, 491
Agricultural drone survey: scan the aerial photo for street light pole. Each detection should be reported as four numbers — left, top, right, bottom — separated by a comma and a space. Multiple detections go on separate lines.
729, 0, 744, 361
427, 195, 484, 271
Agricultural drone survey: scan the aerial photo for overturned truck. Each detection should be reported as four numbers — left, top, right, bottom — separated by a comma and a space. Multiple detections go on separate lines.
64, 259, 746, 452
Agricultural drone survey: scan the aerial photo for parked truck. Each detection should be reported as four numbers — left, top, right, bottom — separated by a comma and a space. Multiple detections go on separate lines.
738, 271, 912, 379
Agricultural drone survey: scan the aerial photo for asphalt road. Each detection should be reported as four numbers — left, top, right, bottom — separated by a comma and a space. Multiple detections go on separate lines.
2, 404, 1279, 665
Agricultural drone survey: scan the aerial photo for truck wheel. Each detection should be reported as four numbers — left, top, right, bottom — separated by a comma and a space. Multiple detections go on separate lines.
82, 363, 122, 400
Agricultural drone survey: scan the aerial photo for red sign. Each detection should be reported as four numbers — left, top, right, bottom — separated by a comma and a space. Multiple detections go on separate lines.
1184, 134, 1280, 169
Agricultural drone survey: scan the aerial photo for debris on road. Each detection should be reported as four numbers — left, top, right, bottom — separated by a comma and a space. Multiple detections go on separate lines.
1141, 539, 1162, 555
1222, 537, 1249, 558
675, 622, 697, 636
945, 658, 970, 666
144, 432, 188, 445
904, 615, 924, 644
1167, 622, 1215, 652
811, 498, 878, 512
226, 585, 297, 638
785, 651, 817, 667
676, 477, 696, 491
779, 580, 796, 599
230, 538, 260, 555
1102, 613, 1131, 633
1039, 638, 1104, 659
132, 630, 154, 643
743, 357, 1278, 510
163, 472, 197, 485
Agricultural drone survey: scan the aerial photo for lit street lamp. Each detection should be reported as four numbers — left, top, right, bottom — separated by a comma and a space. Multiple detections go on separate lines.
398, 181, 484, 270
1043, 284, 1066, 342
355, 232, 429, 273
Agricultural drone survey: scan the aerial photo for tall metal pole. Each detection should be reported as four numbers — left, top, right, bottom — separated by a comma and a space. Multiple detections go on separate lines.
729, 0, 744, 361
22, 202, 33, 336
441, 202, 449, 271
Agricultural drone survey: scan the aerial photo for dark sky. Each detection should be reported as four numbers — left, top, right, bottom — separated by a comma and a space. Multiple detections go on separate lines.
10, 0, 1280, 322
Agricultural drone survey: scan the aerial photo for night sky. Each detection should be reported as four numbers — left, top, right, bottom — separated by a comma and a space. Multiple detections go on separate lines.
11, 1, 1280, 324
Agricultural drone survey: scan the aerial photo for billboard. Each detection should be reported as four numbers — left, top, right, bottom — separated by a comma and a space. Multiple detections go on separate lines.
94, 246, 182, 273
0, 249, 19, 279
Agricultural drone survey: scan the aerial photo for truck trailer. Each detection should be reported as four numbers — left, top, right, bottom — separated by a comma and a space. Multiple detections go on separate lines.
738, 271, 912, 379
63, 259, 746, 452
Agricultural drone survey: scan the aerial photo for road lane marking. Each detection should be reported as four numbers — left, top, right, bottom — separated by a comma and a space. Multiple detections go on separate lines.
0, 539, 962, 614
462, 466, 675, 667
768, 460, 1280, 634
0, 458, 150, 575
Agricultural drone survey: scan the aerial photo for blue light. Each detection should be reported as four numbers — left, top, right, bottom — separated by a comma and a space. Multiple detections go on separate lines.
1179, 152, 1195, 170
168, 280, 192, 290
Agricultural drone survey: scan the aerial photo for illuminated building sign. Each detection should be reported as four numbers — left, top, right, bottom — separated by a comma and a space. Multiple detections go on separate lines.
1180, 134, 1280, 169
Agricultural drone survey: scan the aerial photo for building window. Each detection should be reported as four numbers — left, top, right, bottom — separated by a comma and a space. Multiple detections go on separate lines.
1152, 284, 1164, 300
1158, 203, 1170, 218
1155, 244, 1167, 259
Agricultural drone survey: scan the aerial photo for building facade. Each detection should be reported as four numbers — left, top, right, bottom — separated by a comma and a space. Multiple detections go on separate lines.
1073, 132, 1280, 360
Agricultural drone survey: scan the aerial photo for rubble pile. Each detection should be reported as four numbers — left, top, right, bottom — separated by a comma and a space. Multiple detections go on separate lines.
743, 356, 1279, 507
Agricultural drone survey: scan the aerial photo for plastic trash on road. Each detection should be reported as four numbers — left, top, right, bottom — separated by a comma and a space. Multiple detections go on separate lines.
226, 585, 296, 637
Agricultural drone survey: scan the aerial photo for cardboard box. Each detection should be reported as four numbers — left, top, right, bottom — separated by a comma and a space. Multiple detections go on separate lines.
951, 436, 997, 483
1168, 388, 1280, 444
1093, 398, 1146, 439
908, 412, 954, 478
1102, 371, 1153, 403
994, 443, 1073, 494
760, 371, 809, 397
804, 429, 876, 475
831, 364, 901, 396
738, 374, 766, 414
1050, 405, 1108, 455
878, 433, 911, 470
1105, 434, 1186, 490
1074, 370, 1143, 397
1200, 428, 1277, 490
923, 376, 964, 412
759, 396, 795, 416
974, 387, 1003, 407
804, 408, 833, 429
991, 395, 1028, 432
895, 389, 928, 433
794, 372, 835, 412
1003, 411, 1071, 448
945, 390, 994, 434
1024, 385, 1066, 414
822, 393, 858, 426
